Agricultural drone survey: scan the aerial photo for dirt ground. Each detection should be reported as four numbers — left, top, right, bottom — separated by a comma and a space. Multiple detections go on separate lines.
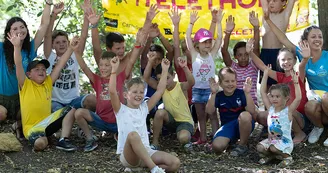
1, 121, 328, 173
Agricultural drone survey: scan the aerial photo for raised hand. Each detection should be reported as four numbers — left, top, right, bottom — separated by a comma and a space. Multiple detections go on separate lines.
243, 77, 252, 93
264, 64, 272, 75
249, 11, 259, 28
190, 11, 199, 24
211, 9, 218, 23
85, 8, 100, 25
246, 39, 254, 53
81, 0, 92, 11
148, 23, 160, 38
298, 41, 311, 59
146, 4, 159, 21
111, 57, 120, 73
209, 77, 220, 94
178, 57, 187, 68
168, 7, 181, 26
225, 15, 235, 33
147, 52, 157, 64
216, 8, 224, 23
136, 28, 148, 46
70, 36, 80, 50
53, 1, 64, 15
161, 58, 170, 71
7, 32, 22, 47
290, 70, 299, 83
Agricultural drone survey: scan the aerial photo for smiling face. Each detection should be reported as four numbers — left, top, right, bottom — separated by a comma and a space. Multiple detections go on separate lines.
107, 42, 125, 59
198, 39, 212, 55
219, 72, 237, 96
27, 64, 47, 84
307, 29, 323, 51
277, 50, 296, 71
10, 21, 27, 41
125, 83, 145, 108
156, 72, 175, 90
235, 47, 249, 67
99, 58, 112, 78
269, 89, 288, 107
267, 0, 286, 13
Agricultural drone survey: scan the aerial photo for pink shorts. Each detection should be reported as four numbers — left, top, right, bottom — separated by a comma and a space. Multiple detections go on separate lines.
120, 147, 157, 168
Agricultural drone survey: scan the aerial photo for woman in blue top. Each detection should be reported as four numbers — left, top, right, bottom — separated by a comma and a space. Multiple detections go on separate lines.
263, 11, 328, 146
0, 1, 52, 137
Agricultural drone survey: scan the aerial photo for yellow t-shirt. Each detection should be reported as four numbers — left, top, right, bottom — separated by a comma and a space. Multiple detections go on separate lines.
162, 82, 194, 126
19, 76, 52, 138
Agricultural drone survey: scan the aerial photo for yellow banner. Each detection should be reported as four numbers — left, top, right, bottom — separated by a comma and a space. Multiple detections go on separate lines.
102, 0, 309, 40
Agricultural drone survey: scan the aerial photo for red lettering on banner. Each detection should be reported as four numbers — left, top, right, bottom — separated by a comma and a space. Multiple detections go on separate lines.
172, 0, 186, 9
157, 0, 170, 9
238, 0, 256, 9
146, 0, 150, 7
208, 0, 213, 9
220, 0, 236, 9
188, 0, 202, 10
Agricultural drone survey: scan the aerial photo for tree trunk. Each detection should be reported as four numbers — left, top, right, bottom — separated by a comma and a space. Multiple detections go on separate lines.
318, 0, 328, 50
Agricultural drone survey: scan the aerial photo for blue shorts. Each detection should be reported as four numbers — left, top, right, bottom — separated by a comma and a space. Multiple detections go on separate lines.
259, 48, 282, 85
88, 111, 118, 133
51, 95, 89, 113
192, 88, 211, 103
213, 119, 255, 143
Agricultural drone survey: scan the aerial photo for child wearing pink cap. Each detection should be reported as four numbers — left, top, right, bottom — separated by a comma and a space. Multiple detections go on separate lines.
186, 10, 223, 144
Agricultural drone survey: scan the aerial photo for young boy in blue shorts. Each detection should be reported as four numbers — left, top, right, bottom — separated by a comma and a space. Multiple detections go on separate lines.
206, 67, 256, 157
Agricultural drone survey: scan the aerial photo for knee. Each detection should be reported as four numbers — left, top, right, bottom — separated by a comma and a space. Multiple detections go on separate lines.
322, 93, 328, 106
74, 109, 88, 120
34, 137, 48, 151
83, 95, 96, 111
269, 145, 279, 153
154, 110, 167, 120
127, 131, 140, 141
305, 101, 321, 115
212, 141, 227, 153
0, 105, 7, 121
177, 131, 190, 144
238, 111, 252, 123
170, 157, 181, 171
256, 144, 266, 153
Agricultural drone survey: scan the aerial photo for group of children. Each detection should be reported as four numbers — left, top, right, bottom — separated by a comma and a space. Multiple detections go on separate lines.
1, 0, 328, 172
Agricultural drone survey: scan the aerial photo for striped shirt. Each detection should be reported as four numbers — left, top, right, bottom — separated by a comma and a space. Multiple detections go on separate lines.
231, 61, 258, 104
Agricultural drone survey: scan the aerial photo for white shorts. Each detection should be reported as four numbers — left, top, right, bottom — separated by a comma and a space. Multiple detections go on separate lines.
120, 147, 157, 168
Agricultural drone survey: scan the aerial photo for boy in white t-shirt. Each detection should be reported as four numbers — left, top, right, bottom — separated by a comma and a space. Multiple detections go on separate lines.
43, 1, 96, 113
109, 56, 180, 173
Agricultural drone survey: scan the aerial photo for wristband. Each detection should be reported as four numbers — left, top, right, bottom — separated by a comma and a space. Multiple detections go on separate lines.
224, 30, 231, 34
211, 20, 216, 23
134, 45, 142, 49
90, 23, 98, 29
294, 82, 299, 84
111, 72, 116, 75
190, 23, 194, 25
45, 0, 53, 5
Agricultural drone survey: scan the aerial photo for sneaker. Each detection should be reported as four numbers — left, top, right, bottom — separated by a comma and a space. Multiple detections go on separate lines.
150, 144, 160, 150
323, 138, 328, 147
56, 138, 77, 152
183, 142, 193, 153
308, 127, 324, 144
84, 139, 98, 152
230, 145, 248, 157
151, 166, 165, 173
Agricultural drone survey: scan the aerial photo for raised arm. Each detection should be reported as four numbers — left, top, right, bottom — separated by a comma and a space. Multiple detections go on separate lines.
34, 1, 52, 50
209, 9, 218, 37
147, 59, 170, 111
9, 33, 25, 88
246, 39, 277, 80
260, 65, 272, 110
260, 0, 269, 14
284, 0, 296, 19
50, 36, 75, 84
43, 2, 64, 58
263, 10, 296, 52
210, 9, 223, 57
186, 11, 199, 59
243, 77, 256, 117
141, 24, 158, 69
158, 31, 174, 61
109, 57, 121, 113
143, 54, 159, 89
169, 7, 182, 67
179, 57, 195, 91
288, 70, 301, 120
298, 41, 310, 82
249, 11, 260, 57
205, 78, 219, 114
221, 15, 235, 67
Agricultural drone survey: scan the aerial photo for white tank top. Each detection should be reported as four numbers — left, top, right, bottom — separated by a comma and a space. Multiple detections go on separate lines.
192, 53, 216, 89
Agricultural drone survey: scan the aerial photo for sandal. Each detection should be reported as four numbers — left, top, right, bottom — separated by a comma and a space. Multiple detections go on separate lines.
230, 145, 248, 157
150, 144, 160, 150
11, 122, 24, 141
258, 156, 274, 165
278, 156, 293, 167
